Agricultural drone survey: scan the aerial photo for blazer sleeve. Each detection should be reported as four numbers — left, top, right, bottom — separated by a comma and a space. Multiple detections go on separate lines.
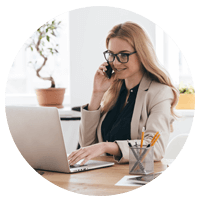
114, 86, 174, 163
145, 86, 174, 161
79, 104, 101, 147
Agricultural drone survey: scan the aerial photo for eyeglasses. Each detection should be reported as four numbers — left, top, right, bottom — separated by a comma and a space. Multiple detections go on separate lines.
103, 50, 137, 63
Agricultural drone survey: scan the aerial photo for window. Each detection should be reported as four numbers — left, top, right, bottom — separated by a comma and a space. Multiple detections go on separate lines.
155, 25, 194, 88
5, 13, 70, 106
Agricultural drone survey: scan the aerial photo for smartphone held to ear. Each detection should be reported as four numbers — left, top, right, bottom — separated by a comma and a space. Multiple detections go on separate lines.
105, 62, 113, 79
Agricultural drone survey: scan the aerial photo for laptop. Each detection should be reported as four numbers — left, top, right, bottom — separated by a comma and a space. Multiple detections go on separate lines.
5, 106, 114, 173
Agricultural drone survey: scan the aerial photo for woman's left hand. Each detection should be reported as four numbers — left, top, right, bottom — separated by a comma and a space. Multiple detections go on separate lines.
68, 143, 106, 166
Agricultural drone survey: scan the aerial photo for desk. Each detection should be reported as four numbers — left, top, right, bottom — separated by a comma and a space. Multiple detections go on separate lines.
36, 156, 171, 196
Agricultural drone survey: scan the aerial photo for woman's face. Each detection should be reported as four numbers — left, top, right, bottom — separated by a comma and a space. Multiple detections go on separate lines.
107, 37, 143, 83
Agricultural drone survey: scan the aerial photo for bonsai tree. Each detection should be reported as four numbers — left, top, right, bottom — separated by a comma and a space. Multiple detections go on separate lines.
26, 19, 62, 88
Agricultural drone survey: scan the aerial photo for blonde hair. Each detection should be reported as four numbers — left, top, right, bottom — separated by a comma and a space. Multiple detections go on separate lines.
101, 22, 179, 131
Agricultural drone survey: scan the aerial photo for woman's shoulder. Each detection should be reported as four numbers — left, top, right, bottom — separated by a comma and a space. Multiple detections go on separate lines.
148, 80, 174, 100
150, 80, 171, 90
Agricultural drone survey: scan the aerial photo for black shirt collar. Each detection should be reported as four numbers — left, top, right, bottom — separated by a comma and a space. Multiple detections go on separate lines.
120, 80, 140, 94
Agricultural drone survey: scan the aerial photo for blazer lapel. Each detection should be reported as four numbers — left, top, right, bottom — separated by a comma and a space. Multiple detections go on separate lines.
130, 72, 152, 139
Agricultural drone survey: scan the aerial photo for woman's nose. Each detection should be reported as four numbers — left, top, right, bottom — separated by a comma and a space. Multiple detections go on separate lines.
113, 56, 121, 66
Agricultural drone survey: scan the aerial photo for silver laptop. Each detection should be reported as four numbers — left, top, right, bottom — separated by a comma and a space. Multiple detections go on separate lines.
5, 106, 114, 173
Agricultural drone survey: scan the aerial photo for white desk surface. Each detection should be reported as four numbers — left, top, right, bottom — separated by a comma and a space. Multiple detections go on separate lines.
58, 106, 194, 118
57, 106, 81, 118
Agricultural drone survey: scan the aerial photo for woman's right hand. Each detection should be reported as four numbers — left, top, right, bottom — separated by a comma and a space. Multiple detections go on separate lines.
93, 62, 115, 94
88, 62, 115, 111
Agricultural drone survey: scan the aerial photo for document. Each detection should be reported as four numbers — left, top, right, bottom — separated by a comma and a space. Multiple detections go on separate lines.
116, 171, 163, 186
115, 175, 143, 187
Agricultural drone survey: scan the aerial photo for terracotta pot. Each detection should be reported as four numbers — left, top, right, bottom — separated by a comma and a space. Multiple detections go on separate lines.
35, 88, 66, 108
176, 94, 195, 109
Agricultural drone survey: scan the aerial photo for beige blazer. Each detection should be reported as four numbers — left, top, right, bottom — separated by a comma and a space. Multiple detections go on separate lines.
79, 73, 174, 163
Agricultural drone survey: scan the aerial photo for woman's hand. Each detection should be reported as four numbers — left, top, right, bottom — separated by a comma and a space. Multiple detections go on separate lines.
68, 143, 106, 166
93, 62, 115, 94
87, 62, 116, 111
68, 142, 121, 166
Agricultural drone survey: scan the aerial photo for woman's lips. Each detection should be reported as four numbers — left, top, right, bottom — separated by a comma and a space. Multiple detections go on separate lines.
115, 68, 126, 72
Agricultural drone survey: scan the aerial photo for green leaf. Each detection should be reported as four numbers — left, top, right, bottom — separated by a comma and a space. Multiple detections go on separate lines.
51, 31, 55, 36
46, 28, 48, 33
46, 35, 50, 42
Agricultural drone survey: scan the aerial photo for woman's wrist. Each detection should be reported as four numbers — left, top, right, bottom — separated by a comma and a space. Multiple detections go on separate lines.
88, 91, 104, 111
92, 90, 105, 97
103, 142, 122, 157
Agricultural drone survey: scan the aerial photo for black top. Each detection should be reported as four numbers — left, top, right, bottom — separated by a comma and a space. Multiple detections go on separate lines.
101, 81, 139, 142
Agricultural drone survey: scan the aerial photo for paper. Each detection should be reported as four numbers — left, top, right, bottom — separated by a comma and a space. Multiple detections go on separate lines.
115, 175, 143, 187
116, 172, 164, 186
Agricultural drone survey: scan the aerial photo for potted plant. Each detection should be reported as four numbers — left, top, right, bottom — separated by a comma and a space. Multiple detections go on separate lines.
26, 19, 65, 108
176, 82, 195, 109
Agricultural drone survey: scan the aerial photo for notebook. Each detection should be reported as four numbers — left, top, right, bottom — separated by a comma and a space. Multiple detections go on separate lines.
6, 106, 114, 173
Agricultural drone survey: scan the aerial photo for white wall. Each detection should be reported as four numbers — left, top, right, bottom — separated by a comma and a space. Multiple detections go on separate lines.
69, 6, 156, 107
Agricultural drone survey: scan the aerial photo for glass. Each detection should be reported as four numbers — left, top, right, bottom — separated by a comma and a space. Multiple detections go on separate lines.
103, 50, 137, 63
129, 145, 154, 175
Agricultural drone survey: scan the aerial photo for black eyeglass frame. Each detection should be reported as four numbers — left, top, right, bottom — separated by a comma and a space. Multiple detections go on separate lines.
103, 50, 137, 63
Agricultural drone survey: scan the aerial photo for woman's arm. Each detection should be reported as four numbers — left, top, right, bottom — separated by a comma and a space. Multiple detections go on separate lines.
79, 62, 116, 146
104, 142, 122, 157
68, 142, 121, 166
88, 62, 115, 111
88, 91, 104, 111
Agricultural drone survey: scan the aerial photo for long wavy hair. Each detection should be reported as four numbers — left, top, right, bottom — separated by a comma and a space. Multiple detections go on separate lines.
101, 22, 179, 130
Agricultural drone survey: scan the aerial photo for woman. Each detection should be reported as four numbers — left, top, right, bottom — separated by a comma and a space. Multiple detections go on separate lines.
68, 22, 179, 165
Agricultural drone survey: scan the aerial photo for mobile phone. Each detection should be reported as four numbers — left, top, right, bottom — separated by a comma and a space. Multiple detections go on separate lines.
105, 62, 113, 79
128, 172, 162, 184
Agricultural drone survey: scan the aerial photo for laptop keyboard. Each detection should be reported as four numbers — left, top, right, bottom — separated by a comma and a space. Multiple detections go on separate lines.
70, 164, 88, 168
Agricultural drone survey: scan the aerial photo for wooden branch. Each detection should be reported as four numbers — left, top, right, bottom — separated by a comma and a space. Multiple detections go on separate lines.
34, 32, 56, 88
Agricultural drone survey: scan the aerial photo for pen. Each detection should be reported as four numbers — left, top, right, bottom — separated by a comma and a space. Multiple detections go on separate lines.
135, 141, 139, 155
133, 131, 161, 172
127, 140, 132, 148
127, 140, 146, 173
151, 134, 160, 146
130, 146, 149, 172
140, 132, 161, 162
150, 131, 159, 146
140, 127, 145, 148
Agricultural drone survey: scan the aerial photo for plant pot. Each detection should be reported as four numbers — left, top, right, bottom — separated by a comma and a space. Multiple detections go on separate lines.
35, 88, 66, 108
176, 94, 195, 109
